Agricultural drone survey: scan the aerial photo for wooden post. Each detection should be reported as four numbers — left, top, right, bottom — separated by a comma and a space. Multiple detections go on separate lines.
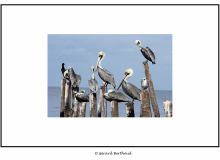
110, 101, 119, 117
64, 82, 71, 117
89, 93, 97, 117
143, 63, 160, 117
60, 78, 66, 117
140, 92, 152, 117
97, 82, 105, 117
125, 103, 135, 117
78, 102, 87, 117
71, 87, 79, 117
163, 99, 172, 117
101, 85, 107, 117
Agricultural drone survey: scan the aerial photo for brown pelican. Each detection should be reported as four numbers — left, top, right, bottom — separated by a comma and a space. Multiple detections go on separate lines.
141, 78, 149, 92
68, 67, 81, 87
88, 65, 98, 93
135, 40, 156, 65
117, 68, 142, 105
74, 90, 89, 102
95, 52, 116, 89
75, 74, 82, 87
104, 89, 130, 102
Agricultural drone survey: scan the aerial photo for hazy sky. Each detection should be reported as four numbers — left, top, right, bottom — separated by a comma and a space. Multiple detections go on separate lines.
48, 34, 172, 90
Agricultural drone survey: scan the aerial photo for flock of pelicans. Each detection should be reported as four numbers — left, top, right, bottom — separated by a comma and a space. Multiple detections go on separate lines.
61, 40, 156, 106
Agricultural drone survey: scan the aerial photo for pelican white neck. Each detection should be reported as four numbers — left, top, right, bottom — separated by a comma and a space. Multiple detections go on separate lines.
97, 54, 105, 69
91, 67, 95, 79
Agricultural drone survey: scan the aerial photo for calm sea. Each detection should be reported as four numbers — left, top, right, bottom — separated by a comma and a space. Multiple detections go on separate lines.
48, 87, 172, 117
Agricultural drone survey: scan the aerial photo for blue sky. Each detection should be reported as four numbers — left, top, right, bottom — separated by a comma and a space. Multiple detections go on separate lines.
48, 34, 172, 90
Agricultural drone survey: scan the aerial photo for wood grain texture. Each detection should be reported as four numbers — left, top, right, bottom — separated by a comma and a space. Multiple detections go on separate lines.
64, 82, 71, 117
71, 86, 79, 117
60, 78, 66, 117
125, 103, 135, 117
78, 102, 87, 117
163, 99, 172, 117
140, 92, 152, 117
101, 85, 107, 117
143, 63, 160, 117
89, 93, 97, 117
110, 101, 119, 117
97, 82, 105, 117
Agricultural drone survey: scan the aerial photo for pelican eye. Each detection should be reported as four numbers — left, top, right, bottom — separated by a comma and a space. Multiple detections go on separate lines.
125, 72, 129, 75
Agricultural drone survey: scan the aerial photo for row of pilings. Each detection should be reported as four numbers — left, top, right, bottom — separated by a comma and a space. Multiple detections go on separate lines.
59, 62, 172, 117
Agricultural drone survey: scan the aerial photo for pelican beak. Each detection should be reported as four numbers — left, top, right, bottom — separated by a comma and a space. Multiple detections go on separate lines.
95, 58, 101, 72
95, 58, 100, 72
117, 75, 126, 90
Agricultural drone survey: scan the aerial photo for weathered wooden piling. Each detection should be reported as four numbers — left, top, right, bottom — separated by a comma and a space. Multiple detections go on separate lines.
125, 103, 135, 117
163, 99, 172, 117
60, 78, 66, 117
140, 92, 152, 117
110, 101, 119, 117
143, 63, 160, 117
78, 102, 87, 117
64, 82, 71, 117
71, 86, 79, 117
97, 82, 105, 117
89, 93, 97, 117
101, 85, 107, 117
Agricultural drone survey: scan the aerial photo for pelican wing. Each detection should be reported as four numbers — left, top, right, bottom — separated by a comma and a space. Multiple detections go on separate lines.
108, 92, 130, 102
144, 47, 155, 60
76, 94, 89, 102
88, 78, 98, 93
126, 82, 142, 100
98, 68, 116, 88
69, 68, 77, 87
76, 74, 82, 87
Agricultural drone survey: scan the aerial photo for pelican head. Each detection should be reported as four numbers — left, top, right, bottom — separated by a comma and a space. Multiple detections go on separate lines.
117, 68, 133, 90
91, 65, 95, 72
135, 40, 141, 46
95, 51, 105, 71
80, 90, 86, 94
141, 78, 146, 82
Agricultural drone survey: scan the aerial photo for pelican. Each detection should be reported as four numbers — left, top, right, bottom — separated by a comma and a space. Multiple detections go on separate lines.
74, 90, 89, 102
61, 63, 69, 79
95, 52, 116, 89
88, 65, 98, 93
68, 67, 81, 87
117, 68, 142, 105
141, 78, 149, 92
135, 40, 156, 65
104, 89, 130, 102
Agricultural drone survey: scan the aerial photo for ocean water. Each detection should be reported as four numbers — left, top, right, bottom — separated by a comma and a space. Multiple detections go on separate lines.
48, 87, 172, 117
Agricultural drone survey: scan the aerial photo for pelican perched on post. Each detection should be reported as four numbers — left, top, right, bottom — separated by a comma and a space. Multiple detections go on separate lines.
61, 63, 70, 80
135, 40, 156, 65
74, 90, 89, 102
117, 68, 142, 105
88, 65, 98, 93
95, 51, 116, 89
67, 67, 81, 87
141, 78, 149, 92
104, 89, 130, 102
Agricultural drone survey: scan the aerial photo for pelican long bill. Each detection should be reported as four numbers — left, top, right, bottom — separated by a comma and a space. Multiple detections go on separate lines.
95, 58, 100, 72
117, 75, 126, 90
